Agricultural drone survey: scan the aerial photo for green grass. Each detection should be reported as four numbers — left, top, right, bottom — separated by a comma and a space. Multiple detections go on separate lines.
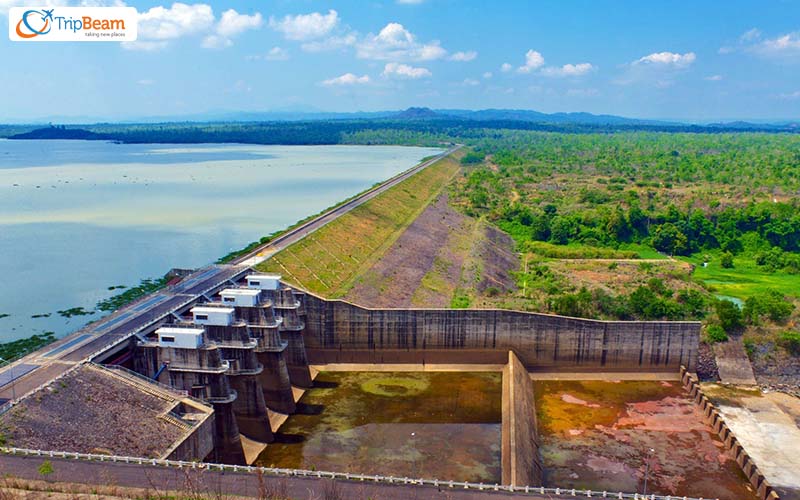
618, 243, 669, 260
522, 241, 639, 260
257, 153, 461, 296
679, 251, 800, 299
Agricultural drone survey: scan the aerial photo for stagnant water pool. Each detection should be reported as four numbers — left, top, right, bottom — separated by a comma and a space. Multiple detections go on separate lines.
534, 380, 757, 499
256, 371, 502, 482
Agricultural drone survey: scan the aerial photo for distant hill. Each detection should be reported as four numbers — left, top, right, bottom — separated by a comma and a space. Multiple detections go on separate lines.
437, 108, 676, 126
9, 127, 111, 141
394, 107, 452, 120
5, 107, 798, 131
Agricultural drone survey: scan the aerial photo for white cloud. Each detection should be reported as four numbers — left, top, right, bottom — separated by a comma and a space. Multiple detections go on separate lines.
517, 49, 544, 73
202, 9, 261, 49
201, 35, 231, 48
704, 74, 723, 81
541, 62, 595, 77
483, 72, 493, 79
725, 29, 800, 60
137, 79, 155, 85
449, 50, 477, 62
382, 62, 432, 79
321, 73, 371, 86
269, 9, 338, 41
740, 28, 761, 42
216, 9, 261, 37
500, 62, 513, 72
463, 78, 480, 86
357, 23, 447, 61
396, 0, 425, 3
633, 51, 696, 67
265, 46, 289, 60
779, 90, 800, 99
301, 33, 357, 52
756, 32, 800, 56
137, 3, 215, 41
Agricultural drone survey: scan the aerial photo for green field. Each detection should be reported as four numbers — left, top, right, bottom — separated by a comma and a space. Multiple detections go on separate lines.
681, 252, 800, 300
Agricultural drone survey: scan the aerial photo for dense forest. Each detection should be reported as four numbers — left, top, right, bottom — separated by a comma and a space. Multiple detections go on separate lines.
445, 130, 800, 381
5, 114, 799, 146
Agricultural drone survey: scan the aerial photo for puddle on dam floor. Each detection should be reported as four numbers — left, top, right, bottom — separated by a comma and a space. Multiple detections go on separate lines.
534, 380, 758, 499
255, 371, 502, 482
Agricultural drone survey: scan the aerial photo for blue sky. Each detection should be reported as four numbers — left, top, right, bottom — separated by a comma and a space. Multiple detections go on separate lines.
2, 0, 800, 122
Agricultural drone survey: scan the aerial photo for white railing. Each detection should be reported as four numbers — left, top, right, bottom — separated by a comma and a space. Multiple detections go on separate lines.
0, 446, 714, 500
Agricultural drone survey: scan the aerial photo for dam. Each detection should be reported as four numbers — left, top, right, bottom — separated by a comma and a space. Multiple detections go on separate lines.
0, 147, 774, 498
0, 264, 776, 498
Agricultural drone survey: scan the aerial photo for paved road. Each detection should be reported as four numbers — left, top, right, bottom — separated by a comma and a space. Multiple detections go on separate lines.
0, 454, 582, 500
235, 145, 461, 267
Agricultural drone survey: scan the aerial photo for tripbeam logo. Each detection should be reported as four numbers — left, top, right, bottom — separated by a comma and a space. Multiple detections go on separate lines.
9, 6, 137, 41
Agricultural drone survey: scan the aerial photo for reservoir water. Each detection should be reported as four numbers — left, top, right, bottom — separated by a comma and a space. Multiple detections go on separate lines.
0, 140, 442, 344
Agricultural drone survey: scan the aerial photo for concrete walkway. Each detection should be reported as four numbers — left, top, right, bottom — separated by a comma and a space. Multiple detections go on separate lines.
702, 384, 800, 500
0, 454, 586, 500
310, 363, 505, 372
528, 371, 680, 381
714, 339, 758, 385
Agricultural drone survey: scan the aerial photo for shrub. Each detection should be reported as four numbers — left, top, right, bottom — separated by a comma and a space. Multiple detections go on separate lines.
716, 299, 743, 333
451, 294, 471, 309
720, 251, 734, 269
705, 325, 728, 343
743, 290, 795, 324
38, 460, 54, 477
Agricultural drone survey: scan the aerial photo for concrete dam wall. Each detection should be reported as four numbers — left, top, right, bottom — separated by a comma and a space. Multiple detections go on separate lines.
301, 294, 700, 371
502, 351, 543, 487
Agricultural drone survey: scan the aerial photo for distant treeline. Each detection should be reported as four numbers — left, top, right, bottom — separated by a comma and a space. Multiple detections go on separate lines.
4, 117, 798, 146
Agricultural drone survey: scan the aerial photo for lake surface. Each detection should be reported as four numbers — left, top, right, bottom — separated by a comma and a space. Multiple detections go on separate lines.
0, 140, 442, 343
256, 371, 502, 482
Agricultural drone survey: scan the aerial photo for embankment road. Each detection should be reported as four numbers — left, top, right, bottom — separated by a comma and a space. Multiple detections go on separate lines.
234, 144, 462, 266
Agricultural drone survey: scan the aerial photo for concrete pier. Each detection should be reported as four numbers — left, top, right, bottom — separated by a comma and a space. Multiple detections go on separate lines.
239, 302, 296, 414
134, 330, 247, 465
271, 287, 313, 388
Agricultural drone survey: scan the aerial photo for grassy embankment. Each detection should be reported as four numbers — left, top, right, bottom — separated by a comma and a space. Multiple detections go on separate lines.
255, 153, 462, 297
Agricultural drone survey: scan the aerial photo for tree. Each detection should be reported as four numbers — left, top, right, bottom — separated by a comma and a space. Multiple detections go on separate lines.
743, 290, 795, 324
716, 299, 743, 333
549, 216, 576, 245
651, 223, 688, 255
720, 251, 734, 269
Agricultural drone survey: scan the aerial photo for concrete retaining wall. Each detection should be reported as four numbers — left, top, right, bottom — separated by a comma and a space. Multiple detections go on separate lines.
164, 409, 215, 462
680, 366, 780, 500
303, 294, 700, 372
501, 351, 543, 487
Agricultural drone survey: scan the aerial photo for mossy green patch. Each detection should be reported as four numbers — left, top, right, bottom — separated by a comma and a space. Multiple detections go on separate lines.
360, 375, 430, 397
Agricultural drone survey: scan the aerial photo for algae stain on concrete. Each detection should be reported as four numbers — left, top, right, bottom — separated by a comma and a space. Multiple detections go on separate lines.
256, 371, 502, 482
534, 380, 758, 500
